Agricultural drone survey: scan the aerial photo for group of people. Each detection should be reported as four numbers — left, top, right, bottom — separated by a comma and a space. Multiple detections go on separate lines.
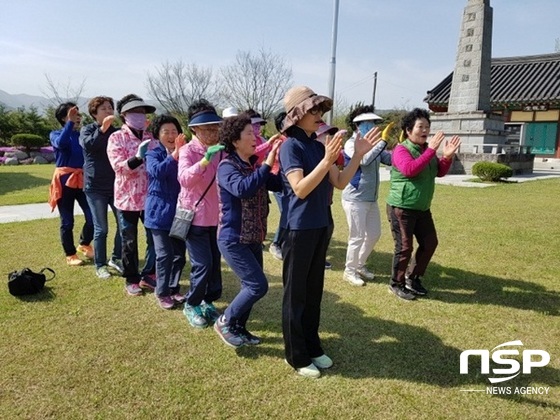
47, 86, 461, 379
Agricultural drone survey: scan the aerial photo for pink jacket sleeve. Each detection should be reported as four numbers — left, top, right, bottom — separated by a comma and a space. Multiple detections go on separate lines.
392, 144, 452, 178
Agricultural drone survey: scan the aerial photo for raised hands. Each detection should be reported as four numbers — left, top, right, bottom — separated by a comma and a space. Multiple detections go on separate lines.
172, 133, 187, 160
136, 139, 151, 159
442, 135, 461, 159
100, 115, 115, 133
67, 106, 80, 124
428, 131, 446, 151
265, 134, 283, 167
324, 130, 345, 165
355, 126, 382, 157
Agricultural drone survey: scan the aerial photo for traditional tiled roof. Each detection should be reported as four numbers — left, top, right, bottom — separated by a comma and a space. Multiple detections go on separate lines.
424, 53, 560, 110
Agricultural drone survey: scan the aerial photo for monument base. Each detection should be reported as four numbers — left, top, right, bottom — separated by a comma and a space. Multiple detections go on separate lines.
430, 111, 534, 175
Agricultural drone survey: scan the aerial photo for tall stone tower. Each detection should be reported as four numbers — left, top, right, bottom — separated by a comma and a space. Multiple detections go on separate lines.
430, 0, 508, 171
448, 0, 493, 113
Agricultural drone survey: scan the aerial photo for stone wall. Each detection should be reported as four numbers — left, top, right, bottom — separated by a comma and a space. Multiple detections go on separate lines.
0, 147, 55, 165
450, 152, 535, 175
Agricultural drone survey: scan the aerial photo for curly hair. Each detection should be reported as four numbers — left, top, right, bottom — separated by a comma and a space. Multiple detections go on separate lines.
345, 103, 374, 132
219, 115, 252, 154
401, 108, 431, 136
88, 96, 114, 118
116, 93, 143, 116
274, 111, 287, 132
55, 102, 77, 126
151, 114, 183, 140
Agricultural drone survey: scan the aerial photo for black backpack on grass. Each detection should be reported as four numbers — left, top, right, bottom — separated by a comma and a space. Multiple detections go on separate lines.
8, 267, 55, 296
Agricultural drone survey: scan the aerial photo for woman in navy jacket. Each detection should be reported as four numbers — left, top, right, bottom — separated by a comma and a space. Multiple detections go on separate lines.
145, 115, 186, 309
214, 114, 282, 348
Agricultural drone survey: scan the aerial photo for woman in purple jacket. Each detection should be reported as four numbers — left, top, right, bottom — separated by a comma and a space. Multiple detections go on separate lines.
214, 115, 282, 348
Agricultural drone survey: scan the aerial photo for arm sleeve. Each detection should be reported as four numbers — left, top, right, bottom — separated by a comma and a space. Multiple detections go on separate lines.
107, 131, 140, 174
392, 145, 437, 178
50, 121, 74, 149
79, 124, 109, 152
146, 151, 177, 179
217, 161, 271, 199
380, 150, 392, 166
178, 145, 217, 189
437, 157, 453, 177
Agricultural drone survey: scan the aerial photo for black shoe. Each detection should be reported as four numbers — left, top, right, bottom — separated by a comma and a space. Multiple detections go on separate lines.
389, 283, 416, 300
405, 276, 428, 296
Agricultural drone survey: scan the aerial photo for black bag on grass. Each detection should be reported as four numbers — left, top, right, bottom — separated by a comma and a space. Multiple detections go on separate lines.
8, 267, 55, 296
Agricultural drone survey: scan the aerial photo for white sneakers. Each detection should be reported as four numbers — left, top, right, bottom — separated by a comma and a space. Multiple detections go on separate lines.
356, 267, 375, 280
344, 267, 375, 286
343, 271, 365, 286
290, 354, 334, 379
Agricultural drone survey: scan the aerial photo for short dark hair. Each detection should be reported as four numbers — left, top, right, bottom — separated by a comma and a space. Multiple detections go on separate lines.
274, 111, 287, 132
88, 96, 114, 118
219, 115, 252, 154
401, 108, 431, 135
151, 114, 183, 140
116, 94, 143, 116
346, 103, 374, 131
187, 99, 217, 120
55, 102, 77, 126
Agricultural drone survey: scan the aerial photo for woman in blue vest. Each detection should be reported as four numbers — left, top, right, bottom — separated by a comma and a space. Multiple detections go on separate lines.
386, 108, 461, 301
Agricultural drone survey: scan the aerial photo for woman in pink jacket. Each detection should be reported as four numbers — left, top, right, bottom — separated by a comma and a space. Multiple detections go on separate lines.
107, 94, 158, 297
178, 99, 225, 329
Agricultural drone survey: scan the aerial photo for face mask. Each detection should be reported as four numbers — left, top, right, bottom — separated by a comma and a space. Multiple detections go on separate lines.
358, 121, 375, 136
125, 113, 147, 130
252, 124, 261, 138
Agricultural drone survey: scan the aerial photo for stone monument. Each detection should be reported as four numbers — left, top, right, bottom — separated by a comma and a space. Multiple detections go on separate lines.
429, 0, 533, 173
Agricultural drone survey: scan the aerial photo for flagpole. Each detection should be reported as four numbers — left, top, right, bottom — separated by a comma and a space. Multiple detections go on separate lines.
327, 0, 340, 125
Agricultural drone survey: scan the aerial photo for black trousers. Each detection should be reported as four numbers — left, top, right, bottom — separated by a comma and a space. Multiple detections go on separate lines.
282, 227, 329, 369
386, 204, 438, 285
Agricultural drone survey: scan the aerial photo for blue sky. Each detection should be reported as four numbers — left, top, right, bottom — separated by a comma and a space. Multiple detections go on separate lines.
0, 0, 558, 110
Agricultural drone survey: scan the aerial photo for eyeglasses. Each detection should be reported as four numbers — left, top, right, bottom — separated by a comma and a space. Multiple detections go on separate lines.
309, 107, 324, 116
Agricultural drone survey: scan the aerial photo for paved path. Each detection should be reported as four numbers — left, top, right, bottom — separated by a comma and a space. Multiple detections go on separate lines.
1, 170, 559, 224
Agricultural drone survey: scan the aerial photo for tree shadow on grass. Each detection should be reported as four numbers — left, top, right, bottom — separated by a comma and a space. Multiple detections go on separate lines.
0, 172, 50, 196
328, 239, 560, 316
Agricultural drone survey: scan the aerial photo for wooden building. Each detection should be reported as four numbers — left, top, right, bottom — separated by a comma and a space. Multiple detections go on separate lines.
424, 52, 560, 158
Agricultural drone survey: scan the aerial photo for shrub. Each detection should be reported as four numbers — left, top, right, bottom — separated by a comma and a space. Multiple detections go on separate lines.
472, 161, 513, 182
10, 133, 47, 153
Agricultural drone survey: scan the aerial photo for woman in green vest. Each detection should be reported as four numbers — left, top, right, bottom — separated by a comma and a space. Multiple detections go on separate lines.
386, 108, 461, 300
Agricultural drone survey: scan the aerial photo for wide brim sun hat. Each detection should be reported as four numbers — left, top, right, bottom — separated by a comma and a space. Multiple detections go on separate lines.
282, 86, 333, 131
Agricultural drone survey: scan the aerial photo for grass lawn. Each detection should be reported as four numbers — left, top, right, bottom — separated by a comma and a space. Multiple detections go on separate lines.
1, 179, 559, 419
0, 164, 54, 205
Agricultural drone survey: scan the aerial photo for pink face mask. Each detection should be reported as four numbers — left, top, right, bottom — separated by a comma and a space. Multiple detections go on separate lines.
125, 113, 147, 130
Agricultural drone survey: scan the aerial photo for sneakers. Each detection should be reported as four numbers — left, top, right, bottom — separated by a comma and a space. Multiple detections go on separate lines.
171, 292, 186, 304
343, 271, 365, 286
269, 243, 283, 260
139, 275, 156, 291
238, 326, 262, 345
183, 304, 208, 329
108, 258, 124, 274
66, 254, 83, 266
405, 276, 428, 296
388, 283, 416, 301
156, 295, 175, 310
95, 265, 111, 279
125, 282, 143, 296
77, 244, 94, 259
312, 354, 333, 369
356, 267, 375, 280
324, 261, 332, 270
214, 315, 244, 348
296, 363, 321, 379
200, 301, 220, 324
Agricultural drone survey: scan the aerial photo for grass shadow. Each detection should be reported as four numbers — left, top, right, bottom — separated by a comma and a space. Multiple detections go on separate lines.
327, 238, 560, 316
10, 286, 56, 302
